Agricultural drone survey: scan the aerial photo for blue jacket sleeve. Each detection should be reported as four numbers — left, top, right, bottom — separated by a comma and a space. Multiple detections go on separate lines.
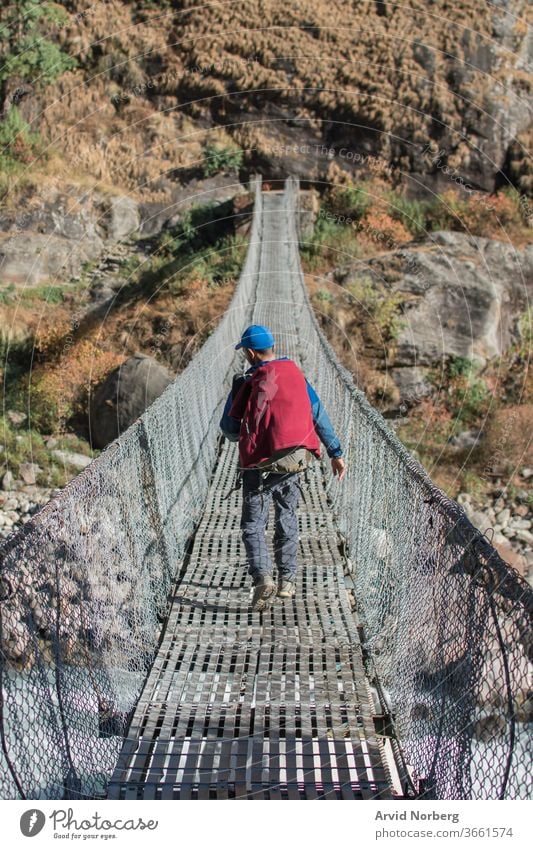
306, 379, 343, 459
219, 389, 241, 442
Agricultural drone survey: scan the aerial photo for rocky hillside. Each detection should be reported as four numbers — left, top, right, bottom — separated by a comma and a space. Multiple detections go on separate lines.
1, 1, 532, 202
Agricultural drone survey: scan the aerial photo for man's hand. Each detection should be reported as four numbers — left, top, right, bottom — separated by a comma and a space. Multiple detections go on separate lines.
331, 457, 346, 481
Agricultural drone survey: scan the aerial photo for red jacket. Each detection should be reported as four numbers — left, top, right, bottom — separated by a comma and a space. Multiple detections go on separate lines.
228, 359, 321, 469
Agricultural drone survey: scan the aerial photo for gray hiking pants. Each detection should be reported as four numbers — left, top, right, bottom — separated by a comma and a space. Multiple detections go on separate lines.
240, 468, 302, 582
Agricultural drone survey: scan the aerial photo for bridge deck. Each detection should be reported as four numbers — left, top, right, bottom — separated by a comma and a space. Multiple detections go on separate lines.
106, 191, 394, 800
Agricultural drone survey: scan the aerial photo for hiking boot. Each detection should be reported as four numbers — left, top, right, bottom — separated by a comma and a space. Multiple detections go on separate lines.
277, 579, 296, 599
251, 574, 276, 611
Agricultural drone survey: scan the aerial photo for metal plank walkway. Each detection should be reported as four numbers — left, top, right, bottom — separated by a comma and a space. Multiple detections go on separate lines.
106, 189, 394, 800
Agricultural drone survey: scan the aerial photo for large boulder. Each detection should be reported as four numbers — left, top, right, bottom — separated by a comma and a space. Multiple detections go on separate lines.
0, 185, 142, 286
336, 231, 533, 399
89, 354, 175, 448
0, 232, 103, 286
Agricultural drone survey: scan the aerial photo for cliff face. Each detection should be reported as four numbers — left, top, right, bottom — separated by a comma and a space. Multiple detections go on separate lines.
170, 0, 533, 194
1, 0, 531, 205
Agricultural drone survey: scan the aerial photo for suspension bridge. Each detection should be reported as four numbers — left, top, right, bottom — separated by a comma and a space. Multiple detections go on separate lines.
0, 177, 531, 801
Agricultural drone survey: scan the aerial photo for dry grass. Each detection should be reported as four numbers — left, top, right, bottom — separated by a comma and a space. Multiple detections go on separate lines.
4, 0, 529, 207
479, 405, 533, 476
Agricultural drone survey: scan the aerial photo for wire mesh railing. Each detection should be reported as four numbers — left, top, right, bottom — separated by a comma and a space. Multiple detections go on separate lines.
0, 176, 264, 799
282, 176, 533, 800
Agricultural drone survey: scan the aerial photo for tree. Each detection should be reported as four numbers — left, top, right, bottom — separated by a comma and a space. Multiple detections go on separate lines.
0, 1, 77, 87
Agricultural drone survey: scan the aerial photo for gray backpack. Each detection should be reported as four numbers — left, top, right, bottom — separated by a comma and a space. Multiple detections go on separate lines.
254, 446, 314, 474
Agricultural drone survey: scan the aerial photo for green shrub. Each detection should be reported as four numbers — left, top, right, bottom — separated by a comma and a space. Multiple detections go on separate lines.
0, 283, 16, 305
25, 373, 65, 434
20, 284, 65, 304
209, 234, 247, 286
325, 183, 371, 220
0, 105, 41, 169
300, 212, 361, 270
0, 0, 76, 86
345, 276, 405, 342
170, 234, 247, 291
202, 143, 243, 176
448, 355, 475, 379
387, 193, 430, 236
128, 201, 246, 299
449, 376, 490, 426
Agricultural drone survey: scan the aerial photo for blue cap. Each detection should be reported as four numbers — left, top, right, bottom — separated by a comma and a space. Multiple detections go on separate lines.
235, 324, 275, 351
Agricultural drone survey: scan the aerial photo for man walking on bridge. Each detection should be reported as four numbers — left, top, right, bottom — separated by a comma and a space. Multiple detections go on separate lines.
220, 324, 346, 611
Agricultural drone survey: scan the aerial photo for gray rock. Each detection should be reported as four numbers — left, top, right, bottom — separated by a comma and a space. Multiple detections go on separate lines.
297, 190, 321, 240
6, 410, 26, 427
492, 532, 508, 546
89, 354, 175, 448
449, 429, 483, 451
516, 529, 533, 545
468, 510, 492, 533
18, 463, 41, 485
51, 450, 92, 471
474, 713, 506, 742
496, 508, 511, 525
337, 233, 533, 367
0, 185, 150, 287
100, 195, 140, 243
522, 468, 533, 480
391, 367, 432, 403
0, 231, 103, 286
1, 470, 13, 490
